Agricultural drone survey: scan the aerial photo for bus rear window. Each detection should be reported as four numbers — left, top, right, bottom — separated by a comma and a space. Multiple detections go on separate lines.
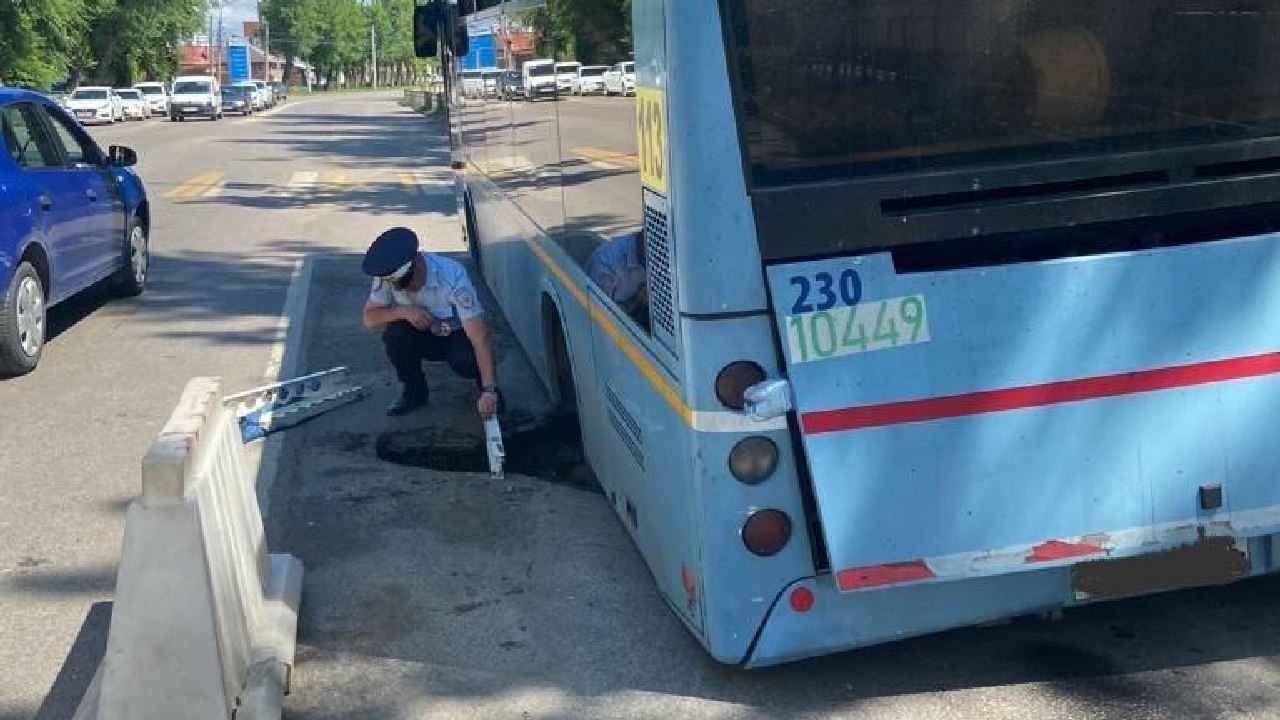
723, 0, 1280, 185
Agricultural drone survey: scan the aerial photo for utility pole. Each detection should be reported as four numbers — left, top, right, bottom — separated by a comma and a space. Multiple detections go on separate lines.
370, 25, 377, 89
264, 20, 271, 81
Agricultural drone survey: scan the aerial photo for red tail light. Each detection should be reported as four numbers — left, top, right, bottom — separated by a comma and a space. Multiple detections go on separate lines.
716, 361, 766, 410
741, 509, 791, 556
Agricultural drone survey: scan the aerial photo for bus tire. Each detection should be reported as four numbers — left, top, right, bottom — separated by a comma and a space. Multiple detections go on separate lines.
544, 301, 578, 417
463, 194, 482, 270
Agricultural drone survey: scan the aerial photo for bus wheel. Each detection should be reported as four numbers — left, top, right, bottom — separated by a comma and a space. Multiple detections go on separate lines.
545, 305, 578, 417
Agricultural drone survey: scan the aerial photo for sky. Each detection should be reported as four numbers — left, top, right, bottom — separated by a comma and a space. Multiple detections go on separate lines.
210, 0, 261, 41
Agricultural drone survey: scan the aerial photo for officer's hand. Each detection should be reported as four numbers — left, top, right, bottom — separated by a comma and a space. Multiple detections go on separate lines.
400, 306, 433, 331
477, 390, 499, 418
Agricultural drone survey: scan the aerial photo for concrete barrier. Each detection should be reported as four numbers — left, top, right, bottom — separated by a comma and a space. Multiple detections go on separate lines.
74, 378, 303, 720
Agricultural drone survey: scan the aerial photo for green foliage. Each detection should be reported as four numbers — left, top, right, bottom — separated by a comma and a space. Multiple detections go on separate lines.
0, 0, 204, 86
524, 0, 630, 65
1, 0, 446, 89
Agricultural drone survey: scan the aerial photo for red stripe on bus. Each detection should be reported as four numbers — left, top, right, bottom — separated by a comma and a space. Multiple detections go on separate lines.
802, 351, 1280, 434
1026, 539, 1105, 563
836, 560, 935, 590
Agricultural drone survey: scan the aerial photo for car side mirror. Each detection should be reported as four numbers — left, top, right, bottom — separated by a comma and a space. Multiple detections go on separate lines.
108, 145, 137, 167
413, 3, 440, 58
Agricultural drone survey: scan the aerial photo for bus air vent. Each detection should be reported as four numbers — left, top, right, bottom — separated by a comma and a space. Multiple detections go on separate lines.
1194, 156, 1280, 179
644, 189, 679, 352
880, 170, 1169, 217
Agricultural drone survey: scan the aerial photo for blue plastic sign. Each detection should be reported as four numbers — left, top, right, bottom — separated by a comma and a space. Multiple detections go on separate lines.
227, 43, 251, 83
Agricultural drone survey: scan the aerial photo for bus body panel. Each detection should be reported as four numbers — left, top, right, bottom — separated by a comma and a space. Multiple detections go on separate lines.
665, 1, 770, 316
765, 233, 1280, 590
681, 314, 817, 662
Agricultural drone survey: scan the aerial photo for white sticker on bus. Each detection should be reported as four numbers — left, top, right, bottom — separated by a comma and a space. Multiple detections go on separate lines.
785, 294, 931, 363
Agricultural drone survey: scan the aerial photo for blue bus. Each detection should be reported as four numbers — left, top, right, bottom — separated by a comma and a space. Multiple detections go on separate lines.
417, 0, 1280, 666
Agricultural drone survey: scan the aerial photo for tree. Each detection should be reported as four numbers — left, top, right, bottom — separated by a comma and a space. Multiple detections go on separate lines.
524, 0, 630, 64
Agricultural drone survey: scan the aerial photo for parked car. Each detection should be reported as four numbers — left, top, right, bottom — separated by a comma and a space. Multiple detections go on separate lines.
114, 88, 148, 121
499, 70, 524, 100
481, 69, 503, 98
603, 61, 636, 96
0, 88, 150, 374
235, 81, 264, 111
133, 82, 170, 116
64, 86, 123, 125
522, 60, 557, 101
170, 76, 221, 121
554, 61, 581, 93
572, 65, 609, 95
252, 80, 276, 108
271, 82, 288, 102
220, 85, 253, 116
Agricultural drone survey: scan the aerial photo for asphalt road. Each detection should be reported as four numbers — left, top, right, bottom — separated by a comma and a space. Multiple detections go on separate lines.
4, 92, 1280, 720
0, 91, 443, 719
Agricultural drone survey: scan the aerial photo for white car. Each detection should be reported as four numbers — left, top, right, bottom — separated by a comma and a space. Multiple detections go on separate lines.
170, 75, 222, 121
114, 88, 148, 120
134, 82, 169, 115
522, 60, 557, 100
235, 82, 264, 110
65, 86, 123, 124
603, 61, 636, 97
554, 61, 581, 93
572, 65, 609, 95
252, 80, 275, 108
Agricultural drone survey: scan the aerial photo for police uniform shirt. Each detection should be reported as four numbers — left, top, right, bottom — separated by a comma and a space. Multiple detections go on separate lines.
368, 251, 483, 323
585, 232, 645, 306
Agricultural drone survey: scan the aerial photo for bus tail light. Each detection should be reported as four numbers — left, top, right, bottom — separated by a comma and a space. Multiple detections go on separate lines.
716, 361, 766, 410
741, 509, 791, 556
729, 437, 778, 484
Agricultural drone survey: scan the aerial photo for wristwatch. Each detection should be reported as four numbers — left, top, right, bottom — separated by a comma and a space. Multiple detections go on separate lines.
481, 384, 499, 395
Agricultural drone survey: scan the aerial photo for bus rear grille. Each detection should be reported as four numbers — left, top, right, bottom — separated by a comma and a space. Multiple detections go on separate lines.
644, 190, 678, 343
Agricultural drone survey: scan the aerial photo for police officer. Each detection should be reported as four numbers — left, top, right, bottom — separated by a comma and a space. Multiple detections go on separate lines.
361, 227, 500, 417
585, 230, 648, 328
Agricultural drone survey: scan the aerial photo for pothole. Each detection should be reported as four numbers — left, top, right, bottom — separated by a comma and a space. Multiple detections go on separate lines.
375, 414, 598, 491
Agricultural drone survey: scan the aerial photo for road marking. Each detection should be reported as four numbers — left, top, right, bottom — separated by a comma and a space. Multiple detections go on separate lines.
165, 171, 225, 199
287, 171, 319, 188
571, 147, 639, 169
401, 170, 453, 196
202, 181, 226, 198
322, 170, 349, 186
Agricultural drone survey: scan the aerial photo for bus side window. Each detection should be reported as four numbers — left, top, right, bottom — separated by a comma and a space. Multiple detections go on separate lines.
541, 5, 647, 331
502, 7, 565, 237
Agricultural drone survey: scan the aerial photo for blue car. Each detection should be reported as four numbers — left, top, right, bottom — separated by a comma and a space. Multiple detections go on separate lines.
0, 88, 150, 375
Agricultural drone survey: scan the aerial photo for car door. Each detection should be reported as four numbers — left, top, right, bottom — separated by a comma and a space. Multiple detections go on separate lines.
39, 104, 122, 284
0, 101, 95, 299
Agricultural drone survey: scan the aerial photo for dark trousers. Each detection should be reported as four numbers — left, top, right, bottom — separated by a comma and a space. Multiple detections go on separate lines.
382, 320, 479, 396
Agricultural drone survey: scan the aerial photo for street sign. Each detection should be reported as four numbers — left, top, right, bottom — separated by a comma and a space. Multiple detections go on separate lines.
227, 43, 251, 83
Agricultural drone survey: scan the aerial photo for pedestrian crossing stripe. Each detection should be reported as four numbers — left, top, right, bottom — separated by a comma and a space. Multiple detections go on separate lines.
165, 171, 224, 199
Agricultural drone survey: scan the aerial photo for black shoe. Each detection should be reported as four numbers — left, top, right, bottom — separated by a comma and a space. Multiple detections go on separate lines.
387, 390, 429, 416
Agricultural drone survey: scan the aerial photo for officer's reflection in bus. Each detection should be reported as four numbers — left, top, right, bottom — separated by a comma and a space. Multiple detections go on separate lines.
586, 231, 649, 329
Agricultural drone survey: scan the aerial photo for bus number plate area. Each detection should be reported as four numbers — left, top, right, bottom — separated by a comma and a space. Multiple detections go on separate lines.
1070, 536, 1249, 602
785, 294, 931, 364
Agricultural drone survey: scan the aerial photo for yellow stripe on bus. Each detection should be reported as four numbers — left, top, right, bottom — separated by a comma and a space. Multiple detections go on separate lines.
502, 211, 693, 424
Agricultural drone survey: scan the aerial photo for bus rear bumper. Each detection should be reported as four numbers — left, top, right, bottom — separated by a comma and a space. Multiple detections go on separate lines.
745, 532, 1280, 668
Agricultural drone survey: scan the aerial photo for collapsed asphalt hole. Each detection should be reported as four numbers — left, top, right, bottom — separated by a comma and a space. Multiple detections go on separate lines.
374, 414, 599, 491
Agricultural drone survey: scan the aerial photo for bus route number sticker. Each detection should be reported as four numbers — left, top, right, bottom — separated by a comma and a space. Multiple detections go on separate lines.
786, 295, 931, 363
637, 88, 668, 193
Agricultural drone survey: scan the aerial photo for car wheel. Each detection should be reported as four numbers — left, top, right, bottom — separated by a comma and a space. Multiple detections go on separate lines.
112, 214, 148, 297
0, 261, 46, 376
